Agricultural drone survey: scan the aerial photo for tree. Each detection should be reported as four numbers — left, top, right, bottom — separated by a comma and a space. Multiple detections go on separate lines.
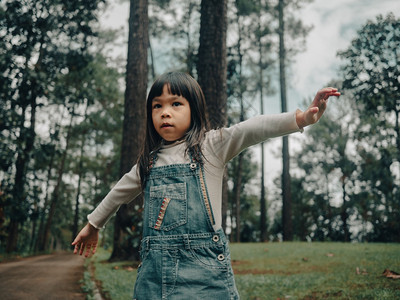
254, 0, 275, 242
110, 0, 148, 261
294, 101, 357, 241
197, 0, 228, 230
0, 0, 105, 253
338, 13, 400, 242
197, 0, 228, 129
275, 0, 312, 241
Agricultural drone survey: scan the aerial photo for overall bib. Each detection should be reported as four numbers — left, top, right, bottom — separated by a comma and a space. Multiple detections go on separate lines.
133, 153, 239, 300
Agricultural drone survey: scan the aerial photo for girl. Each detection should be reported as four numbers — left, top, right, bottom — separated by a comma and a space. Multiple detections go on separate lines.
72, 72, 340, 299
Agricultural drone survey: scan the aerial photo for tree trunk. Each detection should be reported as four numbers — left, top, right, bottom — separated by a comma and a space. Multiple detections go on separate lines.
197, 0, 228, 129
232, 8, 245, 243
6, 75, 37, 253
258, 3, 267, 242
110, 0, 148, 262
278, 0, 293, 241
72, 103, 88, 241
197, 0, 228, 232
340, 176, 350, 242
184, 1, 196, 76
35, 140, 57, 252
234, 153, 243, 243
41, 108, 75, 251
395, 106, 400, 187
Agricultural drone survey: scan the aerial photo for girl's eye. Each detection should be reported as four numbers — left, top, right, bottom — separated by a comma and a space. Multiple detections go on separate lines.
172, 102, 182, 107
153, 104, 161, 109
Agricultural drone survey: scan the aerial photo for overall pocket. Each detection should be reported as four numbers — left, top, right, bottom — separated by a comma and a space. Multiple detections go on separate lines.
148, 182, 187, 231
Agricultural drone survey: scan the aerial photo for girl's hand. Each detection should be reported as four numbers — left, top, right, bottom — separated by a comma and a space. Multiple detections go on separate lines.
71, 223, 99, 257
296, 87, 340, 129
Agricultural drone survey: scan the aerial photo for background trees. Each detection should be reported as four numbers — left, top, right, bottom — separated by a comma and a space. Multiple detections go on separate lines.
0, 0, 123, 253
338, 13, 400, 242
1, 0, 399, 257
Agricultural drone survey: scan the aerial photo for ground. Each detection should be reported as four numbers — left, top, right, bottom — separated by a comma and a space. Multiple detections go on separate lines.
0, 252, 86, 300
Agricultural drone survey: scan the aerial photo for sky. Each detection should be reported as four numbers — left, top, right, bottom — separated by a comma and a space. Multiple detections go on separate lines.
292, 0, 399, 104
100, 0, 400, 187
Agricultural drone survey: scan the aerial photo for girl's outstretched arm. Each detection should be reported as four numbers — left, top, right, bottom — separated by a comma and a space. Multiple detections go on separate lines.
71, 223, 99, 257
296, 87, 341, 129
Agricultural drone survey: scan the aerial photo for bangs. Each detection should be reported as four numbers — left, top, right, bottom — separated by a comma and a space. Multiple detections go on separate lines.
147, 72, 193, 103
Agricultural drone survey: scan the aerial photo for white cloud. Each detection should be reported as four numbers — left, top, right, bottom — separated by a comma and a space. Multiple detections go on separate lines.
292, 0, 400, 100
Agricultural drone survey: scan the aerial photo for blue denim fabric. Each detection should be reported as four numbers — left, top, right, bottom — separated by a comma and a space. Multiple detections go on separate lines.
133, 159, 239, 300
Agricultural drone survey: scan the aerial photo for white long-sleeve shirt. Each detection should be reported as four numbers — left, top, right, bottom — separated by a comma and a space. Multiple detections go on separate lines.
88, 111, 302, 230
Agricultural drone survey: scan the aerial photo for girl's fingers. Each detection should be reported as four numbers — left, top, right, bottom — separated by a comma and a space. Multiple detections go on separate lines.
85, 244, 92, 257
79, 243, 85, 256
73, 239, 81, 254
92, 244, 97, 255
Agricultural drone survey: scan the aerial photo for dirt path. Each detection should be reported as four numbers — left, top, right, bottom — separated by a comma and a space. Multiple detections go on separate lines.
0, 252, 86, 300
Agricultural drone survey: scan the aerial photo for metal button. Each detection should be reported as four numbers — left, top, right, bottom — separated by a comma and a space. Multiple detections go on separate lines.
217, 254, 225, 261
190, 163, 197, 170
212, 235, 219, 242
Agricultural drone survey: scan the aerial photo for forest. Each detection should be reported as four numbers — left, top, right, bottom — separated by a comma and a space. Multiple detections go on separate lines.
1, 0, 399, 260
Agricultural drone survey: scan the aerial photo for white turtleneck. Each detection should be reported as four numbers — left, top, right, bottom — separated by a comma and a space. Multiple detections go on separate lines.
88, 111, 302, 230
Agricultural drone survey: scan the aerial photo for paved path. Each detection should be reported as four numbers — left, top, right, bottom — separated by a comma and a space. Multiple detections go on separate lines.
0, 252, 86, 300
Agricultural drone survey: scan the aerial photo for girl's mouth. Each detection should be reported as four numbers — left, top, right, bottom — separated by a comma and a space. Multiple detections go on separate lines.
161, 123, 173, 128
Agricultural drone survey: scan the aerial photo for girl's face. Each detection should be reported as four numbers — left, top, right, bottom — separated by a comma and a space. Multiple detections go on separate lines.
151, 84, 192, 142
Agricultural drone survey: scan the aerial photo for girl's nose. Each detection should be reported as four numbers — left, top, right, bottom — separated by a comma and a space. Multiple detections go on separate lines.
161, 109, 171, 118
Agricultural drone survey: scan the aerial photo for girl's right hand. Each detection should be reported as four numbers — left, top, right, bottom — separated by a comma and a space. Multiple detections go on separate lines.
71, 223, 99, 257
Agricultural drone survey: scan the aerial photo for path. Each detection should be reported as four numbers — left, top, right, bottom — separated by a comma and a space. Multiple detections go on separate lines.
0, 252, 86, 300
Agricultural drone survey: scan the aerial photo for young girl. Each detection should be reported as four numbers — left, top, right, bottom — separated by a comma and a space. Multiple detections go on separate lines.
72, 72, 340, 299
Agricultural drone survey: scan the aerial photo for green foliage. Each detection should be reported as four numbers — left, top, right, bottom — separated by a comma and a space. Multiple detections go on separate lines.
338, 13, 400, 242
228, 149, 260, 242
276, 13, 400, 243
338, 13, 400, 115
0, 0, 124, 253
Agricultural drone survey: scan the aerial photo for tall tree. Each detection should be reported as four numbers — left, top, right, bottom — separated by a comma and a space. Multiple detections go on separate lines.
254, 0, 274, 242
338, 13, 400, 242
276, 0, 312, 241
0, 0, 104, 253
197, 0, 228, 230
295, 100, 357, 241
197, 0, 228, 129
110, 0, 148, 261
277, 0, 292, 241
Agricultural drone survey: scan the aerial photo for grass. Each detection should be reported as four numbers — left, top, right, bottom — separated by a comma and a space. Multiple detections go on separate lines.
90, 249, 137, 300
231, 242, 400, 299
89, 242, 400, 299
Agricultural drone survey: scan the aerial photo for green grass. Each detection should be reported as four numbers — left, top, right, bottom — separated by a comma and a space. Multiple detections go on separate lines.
90, 249, 137, 300
90, 242, 400, 299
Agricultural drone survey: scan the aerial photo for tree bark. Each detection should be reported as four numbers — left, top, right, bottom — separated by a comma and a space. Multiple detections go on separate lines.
258, 2, 267, 242
197, 0, 228, 129
6, 66, 38, 253
110, 0, 148, 261
197, 0, 228, 232
278, 0, 293, 241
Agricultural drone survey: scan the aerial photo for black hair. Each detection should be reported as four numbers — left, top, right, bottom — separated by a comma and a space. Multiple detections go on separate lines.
137, 72, 209, 187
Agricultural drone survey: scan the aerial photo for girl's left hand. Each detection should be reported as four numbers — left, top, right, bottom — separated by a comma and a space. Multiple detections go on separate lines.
296, 87, 341, 129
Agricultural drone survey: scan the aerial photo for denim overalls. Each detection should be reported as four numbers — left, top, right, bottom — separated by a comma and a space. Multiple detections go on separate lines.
133, 152, 239, 300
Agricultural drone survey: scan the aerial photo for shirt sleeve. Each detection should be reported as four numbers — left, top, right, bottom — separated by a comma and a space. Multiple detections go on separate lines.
207, 111, 301, 164
87, 164, 142, 229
